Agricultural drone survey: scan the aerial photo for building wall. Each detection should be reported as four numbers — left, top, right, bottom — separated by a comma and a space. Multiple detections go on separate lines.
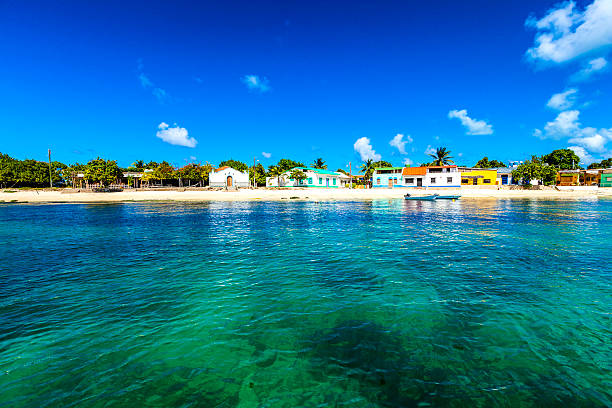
496, 173, 514, 185
372, 169, 404, 188
460, 170, 497, 186
210, 168, 250, 187
266, 169, 342, 188
600, 173, 612, 187
373, 167, 460, 188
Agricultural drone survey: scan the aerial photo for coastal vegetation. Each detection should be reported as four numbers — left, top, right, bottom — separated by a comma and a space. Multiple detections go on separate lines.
1, 147, 610, 188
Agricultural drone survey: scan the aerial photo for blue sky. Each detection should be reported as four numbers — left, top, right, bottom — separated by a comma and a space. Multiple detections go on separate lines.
1, 0, 611, 169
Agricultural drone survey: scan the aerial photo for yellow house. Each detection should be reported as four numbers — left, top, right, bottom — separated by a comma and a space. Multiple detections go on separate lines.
460, 169, 498, 186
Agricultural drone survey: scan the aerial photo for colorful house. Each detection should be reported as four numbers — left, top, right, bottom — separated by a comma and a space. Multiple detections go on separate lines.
495, 168, 516, 185
372, 166, 460, 188
265, 167, 346, 188
600, 170, 612, 187
372, 167, 403, 188
557, 171, 579, 186
460, 168, 498, 186
580, 169, 602, 186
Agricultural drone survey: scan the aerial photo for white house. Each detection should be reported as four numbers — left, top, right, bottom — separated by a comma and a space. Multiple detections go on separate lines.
372, 166, 460, 188
209, 166, 250, 188
266, 167, 346, 188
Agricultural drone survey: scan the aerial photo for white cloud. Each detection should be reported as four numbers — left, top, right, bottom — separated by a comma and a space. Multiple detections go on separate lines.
189, 156, 197, 161
156, 122, 197, 148
534, 111, 612, 158
389, 133, 413, 154
241, 75, 270, 93
354, 137, 381, 161
403, 158, 414, 166
137, 61, 169, 103
424, 145, 437, 155
569, 127, 612, 152
262, 151, 271, 158
571, 56, 609, 81
547, 88, 578, 110
534, 110, 581, 139
448, 109, 493, 135
525, 0, 612, 63
568, 145, 596, 164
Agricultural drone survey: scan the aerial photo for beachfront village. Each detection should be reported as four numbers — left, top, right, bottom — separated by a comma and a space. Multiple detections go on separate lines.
1, 147, 612, 190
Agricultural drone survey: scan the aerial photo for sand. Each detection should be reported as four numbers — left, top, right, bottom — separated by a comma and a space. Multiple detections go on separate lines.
1, 187, 611, 203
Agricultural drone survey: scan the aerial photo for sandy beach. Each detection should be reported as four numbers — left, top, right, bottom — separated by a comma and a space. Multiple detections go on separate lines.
1, 187, 611, 203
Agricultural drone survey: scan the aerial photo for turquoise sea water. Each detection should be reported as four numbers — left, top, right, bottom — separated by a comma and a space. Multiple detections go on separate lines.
0, 199, 611, 407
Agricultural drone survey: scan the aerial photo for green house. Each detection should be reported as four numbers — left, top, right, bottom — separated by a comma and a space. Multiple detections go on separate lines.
600, 171, 612, 187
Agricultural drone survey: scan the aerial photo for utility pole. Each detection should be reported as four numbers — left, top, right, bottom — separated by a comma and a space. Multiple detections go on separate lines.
253, 157, 256, 188
349, 161, 352, 188
48, 149, 53, 188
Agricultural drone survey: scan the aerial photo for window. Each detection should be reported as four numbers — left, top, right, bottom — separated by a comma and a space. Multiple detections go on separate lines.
319, 177, 322, 184
462, 178, 468, 183
308, 178, 312, 184
377, 178, 381, 184
299, 179, 303, 185
447, 177, 452, 183
406, 178, 414, 184
484, 179, 491, 184
431, 177, 436, 183
333, 179, 336, 185
393, 178, 397, 184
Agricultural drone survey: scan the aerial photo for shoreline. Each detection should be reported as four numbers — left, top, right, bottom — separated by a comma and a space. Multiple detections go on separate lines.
2, 187, 612, 203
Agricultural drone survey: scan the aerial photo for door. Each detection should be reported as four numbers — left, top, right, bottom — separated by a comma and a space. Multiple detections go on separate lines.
388, 178, 394, 188
326, 178, 329, 187
501, 175, 508, 185
472, 178, 477, 185
227, 176, 233, 187
417, 178, 422, 187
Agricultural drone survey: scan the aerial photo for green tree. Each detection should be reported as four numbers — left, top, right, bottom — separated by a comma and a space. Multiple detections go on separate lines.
145, 161, 159, 169
84, 158, 122, 187
542, 149, 581, 170
219, 159, 248, 172
372, 160, 393, 168
275, 158, 305, 173
511, 156, 557, 186
176, 163, 213, 186
474, 157, 506, 168
311, 158, 327, 169
249, 163, 267, 187
289, 168, 307, 184
429, 147, 454, 166
153, 161, 176, 186
0, 153, 18, 188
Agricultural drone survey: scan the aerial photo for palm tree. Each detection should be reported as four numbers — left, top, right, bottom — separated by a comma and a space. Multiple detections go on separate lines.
267, 165, 284, 187
360, 159, 375, 188
132, 160, 145, 170
429, 147, 454, 166
311, 158, 327, 169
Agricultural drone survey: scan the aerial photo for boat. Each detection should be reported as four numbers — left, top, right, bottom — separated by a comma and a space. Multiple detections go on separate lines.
404, 193, 438, 201
435, 195, 461, 200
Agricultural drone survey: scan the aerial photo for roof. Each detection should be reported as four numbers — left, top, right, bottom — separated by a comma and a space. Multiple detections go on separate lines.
293, 167, 341, 175
215, 166, 230, 171
374, 167, 403, 171
495, 167, 514, 173
427, 165, 457, 168
402, 167, 427, 176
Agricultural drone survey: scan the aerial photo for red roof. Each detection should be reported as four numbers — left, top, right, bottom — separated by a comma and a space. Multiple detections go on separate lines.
215, 166, 230, 172
402, 167, 427, 176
